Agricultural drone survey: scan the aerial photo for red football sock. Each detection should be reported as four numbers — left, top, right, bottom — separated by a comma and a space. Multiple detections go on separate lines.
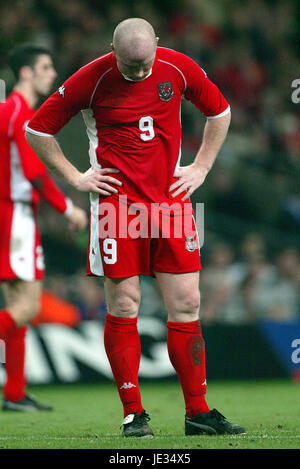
3, 326, 27, 401
0, 309, 17, 340
167, 319, 210, 417
104, 313, 144, 417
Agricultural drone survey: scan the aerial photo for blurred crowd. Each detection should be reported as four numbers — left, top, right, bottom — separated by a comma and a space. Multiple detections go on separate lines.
0, 0, 299, 324
42, 232, 299, 325
200, 233, 299, 323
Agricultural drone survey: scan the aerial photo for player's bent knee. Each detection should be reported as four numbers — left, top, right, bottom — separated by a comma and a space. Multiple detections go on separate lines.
20, 296, 41, 322
110, 295, 140, 318
7, 296, 41, 326
175, 291, 201, 316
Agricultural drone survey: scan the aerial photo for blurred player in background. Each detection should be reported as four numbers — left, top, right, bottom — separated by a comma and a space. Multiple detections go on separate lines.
26, 19, 245, 435
0, 44, 87, 411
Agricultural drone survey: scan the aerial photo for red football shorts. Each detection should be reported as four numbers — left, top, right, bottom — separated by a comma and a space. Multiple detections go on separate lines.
86, 194, 201, 278
0, 201, 45, 281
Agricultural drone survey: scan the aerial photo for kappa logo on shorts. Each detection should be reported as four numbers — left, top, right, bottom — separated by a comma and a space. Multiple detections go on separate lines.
185, 236, 197, 252
158, 82, 174, 101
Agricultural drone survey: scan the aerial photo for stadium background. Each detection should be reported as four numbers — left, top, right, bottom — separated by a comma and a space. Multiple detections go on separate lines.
0, 0, 299, 386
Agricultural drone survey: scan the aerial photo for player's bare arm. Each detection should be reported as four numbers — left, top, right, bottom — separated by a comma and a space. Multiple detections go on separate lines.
25, 132, 122, 196
169, 110, 231, 201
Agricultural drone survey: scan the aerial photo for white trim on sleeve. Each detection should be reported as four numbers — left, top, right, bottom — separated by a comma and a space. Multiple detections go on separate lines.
64, 198, 74, 217
25, 125, 54, 137
158, 59, 187, 91
206, 105, 231, 120
8, 95, 22, 138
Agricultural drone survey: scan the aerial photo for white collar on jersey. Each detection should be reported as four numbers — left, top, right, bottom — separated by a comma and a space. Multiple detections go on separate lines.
121, 68, 153, 82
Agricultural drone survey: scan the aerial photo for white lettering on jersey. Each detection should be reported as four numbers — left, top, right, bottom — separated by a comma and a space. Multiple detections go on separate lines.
139, 116, 155, 141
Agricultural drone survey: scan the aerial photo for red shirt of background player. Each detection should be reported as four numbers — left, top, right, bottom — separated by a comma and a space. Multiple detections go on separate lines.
0, 90, 72, 280
0, 90, 71, 213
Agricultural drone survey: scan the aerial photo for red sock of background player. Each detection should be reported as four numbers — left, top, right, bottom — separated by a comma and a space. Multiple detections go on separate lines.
3, 326, 27, 402
104, 313, 144, 418
0, 309, 17, 339
167, 319, 210, 417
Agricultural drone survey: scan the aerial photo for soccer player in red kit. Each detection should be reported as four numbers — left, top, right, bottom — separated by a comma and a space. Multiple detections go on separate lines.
0, 44, 87, 411
26, 19, 246, 435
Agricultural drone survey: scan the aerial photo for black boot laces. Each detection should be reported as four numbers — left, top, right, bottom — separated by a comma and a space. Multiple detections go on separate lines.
136, 411, 151, 426
211, 409, 227, 421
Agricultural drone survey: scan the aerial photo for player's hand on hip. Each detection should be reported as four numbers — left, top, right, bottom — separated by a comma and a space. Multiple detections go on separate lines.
169, 164, 209, 201
75, 167, 122, 195
66, 205, 88, 231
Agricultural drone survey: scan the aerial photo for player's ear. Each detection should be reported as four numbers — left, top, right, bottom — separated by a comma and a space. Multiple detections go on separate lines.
156, 37, 159, 45
19, 65, 33, 81
111, 43, 115, 54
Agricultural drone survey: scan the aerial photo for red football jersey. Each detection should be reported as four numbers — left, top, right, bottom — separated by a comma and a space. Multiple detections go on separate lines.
27, 47, 230, 205
0, 90, 70, 213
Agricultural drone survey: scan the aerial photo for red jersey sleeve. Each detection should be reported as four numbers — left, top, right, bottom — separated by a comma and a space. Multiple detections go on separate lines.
13, 112, 48, 181
177, 52, 230, 118
26, 63, 100, 136
31, 171, 72, 214
13, 114, 70, 214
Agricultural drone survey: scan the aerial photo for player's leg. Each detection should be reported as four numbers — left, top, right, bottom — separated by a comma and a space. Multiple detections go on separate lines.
0, 201, 51, 410
154, 271, 209, 415
103, 277, 143, 411
0, 280, 41, 405
152, 205, 245, 434
1, 279, 42, 327
103, 275, 153, 437
0, 279, 41, 403
104, 275, 140, 319
155, 270, 246, 435
0, 280, 52, 411
89, 195, 153, 435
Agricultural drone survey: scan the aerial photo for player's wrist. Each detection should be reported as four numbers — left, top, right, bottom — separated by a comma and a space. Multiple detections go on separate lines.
192, 160, 211, 175
71, 171, 84, 190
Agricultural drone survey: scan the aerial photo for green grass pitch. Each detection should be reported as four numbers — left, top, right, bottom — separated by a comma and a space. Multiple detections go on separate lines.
0, 379, 299, 449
